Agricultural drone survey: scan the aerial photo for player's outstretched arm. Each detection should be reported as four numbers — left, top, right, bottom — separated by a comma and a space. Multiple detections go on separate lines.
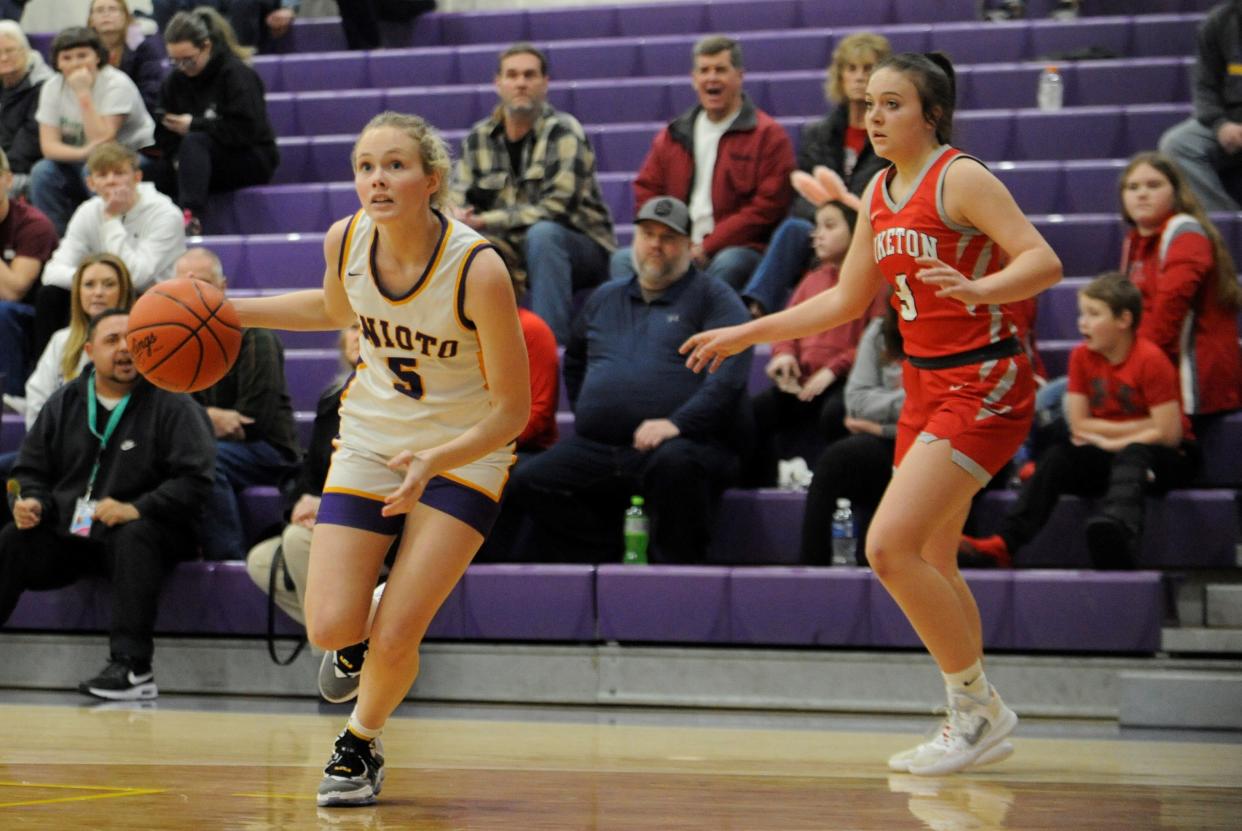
682, 203, 886, 373
231, 218, 357, 331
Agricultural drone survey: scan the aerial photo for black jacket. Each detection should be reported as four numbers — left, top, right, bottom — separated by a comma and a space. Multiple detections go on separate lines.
1194, 0, 1242, 128
793, 104, 887, 220
118, 38, 166, 117
13, 372, 216, 541
156, 49, 278, 166
0, 62, 52, 175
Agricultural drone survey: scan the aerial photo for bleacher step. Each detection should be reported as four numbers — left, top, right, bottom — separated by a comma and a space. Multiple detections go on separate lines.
1206, 585, 1242, 628
1162, 627, 1242, 655
1119, 670, 1242, 729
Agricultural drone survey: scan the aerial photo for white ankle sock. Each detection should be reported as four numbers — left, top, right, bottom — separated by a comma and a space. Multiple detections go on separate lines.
943, 660, 989, 699
347, 711, 383, 741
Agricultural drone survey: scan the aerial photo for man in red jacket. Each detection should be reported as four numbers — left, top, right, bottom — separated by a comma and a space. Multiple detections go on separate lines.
610, 35, 795, 292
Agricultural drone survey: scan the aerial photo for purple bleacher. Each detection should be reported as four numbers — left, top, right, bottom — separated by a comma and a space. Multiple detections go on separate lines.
707, 0, 801, 31
930, 21, 1029, 64
889, 0, 976, 24
709, 488, 804, 565
529, 6, 620, 41
570, 78, 677, 126
462, 565, 596, 641
1132, 13, 1203, 58
438, 8, 529, 45
597, 565, 731, 643
972, 490, 1240, 569
1029, 17, 1133, 59
3, 559, 1177, 654
729, 567, 870, 646
367, 48, 461, 89
800, 0, 896, 27
203, 233, 325, 290
1198, 413, 1242, 487
1011, 571, 1163, 653
549, 41, 641, 81
385, 85, 491, 131
616, 3, 707, 37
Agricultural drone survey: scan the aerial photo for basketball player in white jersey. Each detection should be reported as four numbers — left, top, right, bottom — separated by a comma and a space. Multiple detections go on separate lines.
230, 111, 530, 807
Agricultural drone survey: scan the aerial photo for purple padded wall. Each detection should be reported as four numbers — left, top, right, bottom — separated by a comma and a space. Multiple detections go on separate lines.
730, 567, 870, 646
462, 565, 596, 641
597, 565, 730, 643
1012, 571, 1162, 652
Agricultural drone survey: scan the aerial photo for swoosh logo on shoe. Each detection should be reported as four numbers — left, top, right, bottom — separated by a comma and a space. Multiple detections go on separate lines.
965, 718, 990, 746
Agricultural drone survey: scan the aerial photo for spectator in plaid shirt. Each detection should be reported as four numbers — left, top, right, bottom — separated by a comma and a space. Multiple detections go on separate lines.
448, 42, 615, 344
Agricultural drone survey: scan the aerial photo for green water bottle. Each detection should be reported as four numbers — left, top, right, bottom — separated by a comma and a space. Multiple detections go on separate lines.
622, 495, 649, 565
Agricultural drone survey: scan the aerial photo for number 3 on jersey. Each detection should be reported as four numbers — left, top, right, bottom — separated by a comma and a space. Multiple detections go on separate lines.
387, 356, 424, 400
895, 273, 918, 321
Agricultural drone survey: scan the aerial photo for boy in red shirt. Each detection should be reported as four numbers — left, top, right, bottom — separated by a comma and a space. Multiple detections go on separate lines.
961, 273, 1198, 569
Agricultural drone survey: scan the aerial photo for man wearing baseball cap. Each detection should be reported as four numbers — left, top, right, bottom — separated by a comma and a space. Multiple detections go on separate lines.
502, 196, 752, 564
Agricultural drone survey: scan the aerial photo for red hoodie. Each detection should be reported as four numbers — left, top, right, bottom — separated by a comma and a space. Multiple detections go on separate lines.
1121, 213, 1242, 415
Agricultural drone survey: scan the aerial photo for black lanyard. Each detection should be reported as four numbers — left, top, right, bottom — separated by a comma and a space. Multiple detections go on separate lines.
84, 369, 131, 500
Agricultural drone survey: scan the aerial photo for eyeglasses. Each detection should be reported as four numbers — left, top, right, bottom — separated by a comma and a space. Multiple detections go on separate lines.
168, 51, 203, 70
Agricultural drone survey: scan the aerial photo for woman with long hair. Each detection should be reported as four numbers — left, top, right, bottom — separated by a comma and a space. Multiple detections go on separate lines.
151, 6, 276, 234
683, 52, 1062, 776
230, 111, 529, 807
1118, 151, 1242, 420
24, 252, 135, 428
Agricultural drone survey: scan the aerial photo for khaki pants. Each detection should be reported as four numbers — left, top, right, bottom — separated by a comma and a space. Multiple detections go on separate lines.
245, 523, 312, 626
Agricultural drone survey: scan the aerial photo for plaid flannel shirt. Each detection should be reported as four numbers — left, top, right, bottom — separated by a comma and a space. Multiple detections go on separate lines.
449, 103, 616, 256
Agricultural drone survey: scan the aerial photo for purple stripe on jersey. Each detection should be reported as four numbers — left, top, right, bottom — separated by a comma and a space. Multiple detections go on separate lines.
318, 491, 404, 536
422, 476, 501, 536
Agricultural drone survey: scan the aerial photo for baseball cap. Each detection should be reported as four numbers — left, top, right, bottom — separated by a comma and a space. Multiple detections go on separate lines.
634, 196, 690, 236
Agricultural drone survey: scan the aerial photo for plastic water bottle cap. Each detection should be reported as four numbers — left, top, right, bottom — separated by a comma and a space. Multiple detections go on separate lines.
631, 495, 644, 507
836, 498, 850, 509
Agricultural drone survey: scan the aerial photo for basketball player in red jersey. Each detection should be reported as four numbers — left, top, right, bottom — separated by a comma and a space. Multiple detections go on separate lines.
682, 52, 1061, 775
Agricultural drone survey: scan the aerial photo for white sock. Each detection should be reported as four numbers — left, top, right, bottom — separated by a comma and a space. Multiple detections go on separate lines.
347, 710, 383, 741
943, 659, 989, 700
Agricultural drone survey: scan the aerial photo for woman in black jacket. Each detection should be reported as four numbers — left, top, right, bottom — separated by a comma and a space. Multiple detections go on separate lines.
150, 7, 278, 234
0, 20, 52, 195
741, 32, 892, 317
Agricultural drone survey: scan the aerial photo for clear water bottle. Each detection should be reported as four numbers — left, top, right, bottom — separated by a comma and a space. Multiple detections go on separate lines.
623, 495, 649, 565
1037, 65, 1063, 111
831, 498, 856, 566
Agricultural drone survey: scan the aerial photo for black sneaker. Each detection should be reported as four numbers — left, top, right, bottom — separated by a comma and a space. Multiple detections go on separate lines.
317, 728, 385, 807
79, 659, 158, 701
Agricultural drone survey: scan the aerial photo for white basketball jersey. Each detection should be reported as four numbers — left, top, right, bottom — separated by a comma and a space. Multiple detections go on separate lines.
334, 209, 513, 496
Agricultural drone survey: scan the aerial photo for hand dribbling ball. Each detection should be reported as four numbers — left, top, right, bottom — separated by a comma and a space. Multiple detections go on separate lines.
126, 278, 242, 393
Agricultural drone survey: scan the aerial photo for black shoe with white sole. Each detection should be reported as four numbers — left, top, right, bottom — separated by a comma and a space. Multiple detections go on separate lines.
79, 659, 158, 701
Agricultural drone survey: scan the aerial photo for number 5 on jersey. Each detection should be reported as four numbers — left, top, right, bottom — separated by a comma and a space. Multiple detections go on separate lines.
895, 273, 918, 321
387, 356, 424, 399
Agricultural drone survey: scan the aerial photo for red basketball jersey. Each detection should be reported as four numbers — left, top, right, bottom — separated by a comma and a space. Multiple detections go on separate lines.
867, 145, 1018, 360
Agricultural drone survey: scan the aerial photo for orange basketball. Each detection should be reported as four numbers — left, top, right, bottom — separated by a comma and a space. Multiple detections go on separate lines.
126, 278, 242, 393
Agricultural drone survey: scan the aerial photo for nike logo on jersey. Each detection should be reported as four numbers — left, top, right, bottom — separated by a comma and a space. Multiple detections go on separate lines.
120, 439, 136, 450
950, 384, 965, 391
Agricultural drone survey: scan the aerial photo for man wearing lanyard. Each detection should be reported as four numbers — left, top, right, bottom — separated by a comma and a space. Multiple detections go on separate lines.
0, 309, 215, 700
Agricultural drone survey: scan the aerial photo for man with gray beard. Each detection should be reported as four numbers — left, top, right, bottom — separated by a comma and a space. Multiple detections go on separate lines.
503, 197, 751, 564
448, 42, 615, 345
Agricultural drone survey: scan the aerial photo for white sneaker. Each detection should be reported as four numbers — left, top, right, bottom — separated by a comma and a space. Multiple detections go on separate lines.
906, 688, 1018, 776
888, 707, 1015, 772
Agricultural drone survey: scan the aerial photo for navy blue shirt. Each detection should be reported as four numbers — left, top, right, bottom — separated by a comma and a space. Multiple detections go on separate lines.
565, 268, 751, 446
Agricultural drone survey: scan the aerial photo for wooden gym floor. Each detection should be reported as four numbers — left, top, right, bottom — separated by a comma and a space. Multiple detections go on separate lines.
1, 694, 1239, 830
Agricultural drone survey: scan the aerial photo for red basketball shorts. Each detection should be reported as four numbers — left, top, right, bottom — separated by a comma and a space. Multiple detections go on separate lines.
894, 353, 1035, 484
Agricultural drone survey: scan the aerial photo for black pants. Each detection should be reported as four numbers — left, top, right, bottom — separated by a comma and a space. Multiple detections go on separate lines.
800, 433, 895, 565
508, 435, 739, 564
149, 133, 277, 215
748, 381, 847, 486
0, 520, 184, 663
999, 440, 1197, 561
